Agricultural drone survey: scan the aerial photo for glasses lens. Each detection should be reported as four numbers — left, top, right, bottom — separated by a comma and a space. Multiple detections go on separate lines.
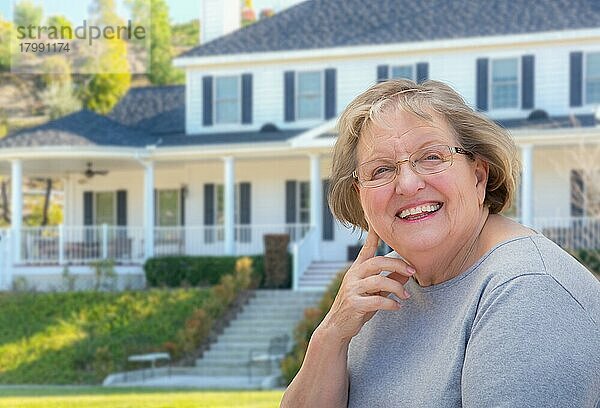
357, 159, 397, 187
412, 145, 453, 174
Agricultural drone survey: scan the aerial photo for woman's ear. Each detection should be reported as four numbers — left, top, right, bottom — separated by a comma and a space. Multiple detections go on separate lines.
474, 159, 489, 206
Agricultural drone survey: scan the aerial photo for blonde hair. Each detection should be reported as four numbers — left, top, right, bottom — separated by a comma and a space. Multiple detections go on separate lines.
328, 79, 521, 230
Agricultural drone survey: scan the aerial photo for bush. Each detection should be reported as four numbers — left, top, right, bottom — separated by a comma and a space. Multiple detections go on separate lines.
264, 234, 291, 288
144, 254, 290, 288
281, 269, 346, 384
570, 249, 600, 275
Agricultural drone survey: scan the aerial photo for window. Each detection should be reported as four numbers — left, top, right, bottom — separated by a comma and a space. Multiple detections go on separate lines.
391, 65, 414, 80
297, 71, 322, 120
212, 184, 245, 242
155, 189, 180, 226
215, 76, 240, 124
491, 58, 519, 109
585, 52, 600, 104
95, 192, 116, 225
298, 181, 310, 224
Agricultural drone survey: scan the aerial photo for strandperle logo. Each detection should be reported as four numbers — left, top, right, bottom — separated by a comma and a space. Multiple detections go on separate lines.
16, 20, 146, 46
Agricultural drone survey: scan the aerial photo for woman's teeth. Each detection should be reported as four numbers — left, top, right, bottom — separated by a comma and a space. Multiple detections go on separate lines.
398, 203, 441, 219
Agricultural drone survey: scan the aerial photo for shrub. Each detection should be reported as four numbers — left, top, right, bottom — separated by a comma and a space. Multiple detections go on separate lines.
570, 249, 600, 275
263, 235, 291, 288
281, 269, 346, 384
144, 254, 286, 288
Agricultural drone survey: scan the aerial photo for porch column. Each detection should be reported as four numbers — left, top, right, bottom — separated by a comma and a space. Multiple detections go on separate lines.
143, 161, 155, 259
310, 154, 322, 260
11, 159, 22, 264
521, 144, 534, 228
223, 156, 235, 255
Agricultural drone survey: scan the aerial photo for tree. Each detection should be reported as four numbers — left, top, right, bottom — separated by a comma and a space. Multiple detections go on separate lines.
172, 19, 199, 47
128, 0, 183, 85
81, 0, 131, 114
0, 16, 12, 72
13, 0, 43, 28
46, 15, 73, 39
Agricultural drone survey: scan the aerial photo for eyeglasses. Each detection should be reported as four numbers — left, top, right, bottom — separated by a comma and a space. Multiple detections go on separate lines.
353, 144, 472, 188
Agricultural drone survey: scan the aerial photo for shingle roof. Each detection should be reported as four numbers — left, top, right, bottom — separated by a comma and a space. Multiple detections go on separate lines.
108, 85, 185, 134
181, 0, 600, 59
0, 108, 304, 149
0, 110, 156, 148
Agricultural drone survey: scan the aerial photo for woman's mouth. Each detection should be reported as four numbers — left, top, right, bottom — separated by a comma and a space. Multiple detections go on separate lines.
396, 202, 443, 221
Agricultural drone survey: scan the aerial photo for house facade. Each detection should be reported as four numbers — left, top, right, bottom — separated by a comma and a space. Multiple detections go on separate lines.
0, 0, 599, 290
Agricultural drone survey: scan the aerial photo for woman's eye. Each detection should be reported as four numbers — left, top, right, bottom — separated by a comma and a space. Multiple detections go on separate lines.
421, 153, 443, 161
372, 166, 394, 178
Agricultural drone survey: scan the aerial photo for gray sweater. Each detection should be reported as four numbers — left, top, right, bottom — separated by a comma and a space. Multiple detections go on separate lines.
347, 235, 600, 407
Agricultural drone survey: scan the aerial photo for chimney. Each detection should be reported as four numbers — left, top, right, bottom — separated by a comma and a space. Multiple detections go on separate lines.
200, 0, 241, 44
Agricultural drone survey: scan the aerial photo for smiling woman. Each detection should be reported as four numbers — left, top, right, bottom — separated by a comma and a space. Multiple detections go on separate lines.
280, 79, 600, 408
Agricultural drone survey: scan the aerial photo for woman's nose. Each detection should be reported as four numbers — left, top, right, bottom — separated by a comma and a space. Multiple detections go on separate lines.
394, 163, 425, 195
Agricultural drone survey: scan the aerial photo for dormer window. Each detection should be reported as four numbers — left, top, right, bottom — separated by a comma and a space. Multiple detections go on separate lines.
491, 58, 519, 109
585, 52, 600, 104
297, 71, 323, 120
215, 76, 240, 124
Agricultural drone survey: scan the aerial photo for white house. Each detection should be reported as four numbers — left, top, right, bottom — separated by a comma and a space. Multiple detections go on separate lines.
1, 0, 599, 290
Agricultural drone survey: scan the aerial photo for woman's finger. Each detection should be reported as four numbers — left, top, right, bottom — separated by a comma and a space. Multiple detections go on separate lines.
354, 227, 380, 264
356, 256, 416, 279
358, 274, 410, 300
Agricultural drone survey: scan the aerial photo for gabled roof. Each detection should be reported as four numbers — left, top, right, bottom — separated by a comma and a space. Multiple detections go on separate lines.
180, 0, 600, 59
108, 85, 185, 134
0, 110, 157, 148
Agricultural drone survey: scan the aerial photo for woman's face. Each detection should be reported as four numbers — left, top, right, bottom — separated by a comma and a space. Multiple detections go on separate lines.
355, 109, 488, 257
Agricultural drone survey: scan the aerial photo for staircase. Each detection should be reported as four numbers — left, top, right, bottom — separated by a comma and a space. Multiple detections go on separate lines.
193, 289, 323, 385
297, 261, 351, 290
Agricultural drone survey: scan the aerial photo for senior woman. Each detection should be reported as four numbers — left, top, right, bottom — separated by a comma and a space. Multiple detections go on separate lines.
281, 79, 600, 407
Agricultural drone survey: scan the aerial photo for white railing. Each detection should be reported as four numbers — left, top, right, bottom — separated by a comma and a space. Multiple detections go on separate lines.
21, 225, 145, 265
292, 226, 319, 290
535, 216, 600, 250
18, 223, 312, 264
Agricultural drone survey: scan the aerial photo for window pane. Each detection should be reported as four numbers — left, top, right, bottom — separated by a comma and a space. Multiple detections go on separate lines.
492, 83, 518, 109
298, 95, 321, 119
216, 100, 239, 123
586, 53, 600, 77
95, 192, 115, 225
492, 58, 517, 81
586, 80, 600, 104
158, 190, 179, 226
216, 185, 224, 226
391, 65, 413, 80
216, 77, 238, 99
298, 72, 321, 93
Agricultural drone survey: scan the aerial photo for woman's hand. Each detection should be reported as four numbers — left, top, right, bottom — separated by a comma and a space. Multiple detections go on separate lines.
319, 228, 415, 343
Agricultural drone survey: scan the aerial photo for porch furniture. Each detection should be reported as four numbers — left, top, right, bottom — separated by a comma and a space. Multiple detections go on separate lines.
127, 352, 171, 380
247, 333, 290, 381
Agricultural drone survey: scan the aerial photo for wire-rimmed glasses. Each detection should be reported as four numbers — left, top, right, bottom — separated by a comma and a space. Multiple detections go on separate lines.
353, 144, 472, 188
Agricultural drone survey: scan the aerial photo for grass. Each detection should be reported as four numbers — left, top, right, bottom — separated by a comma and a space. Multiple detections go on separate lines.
0, 289, 211, 384
0, 386, 284, 407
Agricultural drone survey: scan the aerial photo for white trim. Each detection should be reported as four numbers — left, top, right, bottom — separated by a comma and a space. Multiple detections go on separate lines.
290, 118, 337, 147
174, 28, 600, 68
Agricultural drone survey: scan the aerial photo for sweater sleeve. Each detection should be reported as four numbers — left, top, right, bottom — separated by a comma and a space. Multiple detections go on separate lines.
462, 274, 600, 408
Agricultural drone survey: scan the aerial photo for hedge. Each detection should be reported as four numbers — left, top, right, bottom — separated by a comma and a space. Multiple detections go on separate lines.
144, 254, 292, 288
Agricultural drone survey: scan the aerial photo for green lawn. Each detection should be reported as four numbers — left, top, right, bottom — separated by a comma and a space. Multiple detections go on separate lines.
0, 386, 284, 407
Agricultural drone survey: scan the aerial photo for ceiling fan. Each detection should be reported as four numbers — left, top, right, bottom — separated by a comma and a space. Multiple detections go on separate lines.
78, 162, 109, 184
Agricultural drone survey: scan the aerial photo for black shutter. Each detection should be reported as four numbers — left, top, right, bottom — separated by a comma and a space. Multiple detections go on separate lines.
180, 187, 186, 225
116, 190, 127, 226
570, 169, 584, 217
377, 65, 389, 82
153, 188, 158, 225
83, 191, 93, 225
476, 58, 489, 111
285, 180, 297, 223
204, 184, 215, 243
416, 62, 429, 83
570, 52, 583, 107
202, 76, 213, 126
241, 73, 252, 124
83, 191, 93, 243
521, 55, 535, 110
239, 182, 251, 243
284, 71, 295, 122
325, 68, 337, 119
322, 180, 334, 241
